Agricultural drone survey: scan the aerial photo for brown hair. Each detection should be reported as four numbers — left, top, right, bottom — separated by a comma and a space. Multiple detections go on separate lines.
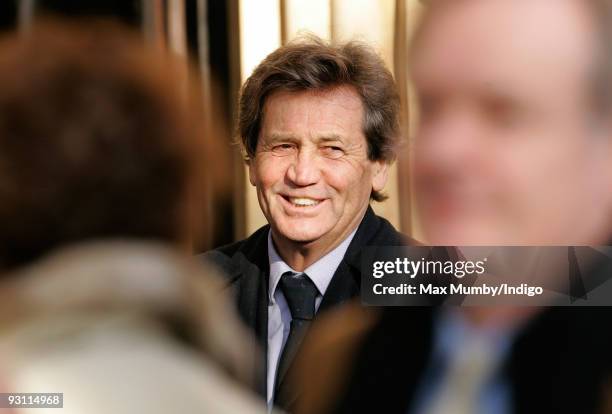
238, 36, 401, 202
0, 20, 215, 269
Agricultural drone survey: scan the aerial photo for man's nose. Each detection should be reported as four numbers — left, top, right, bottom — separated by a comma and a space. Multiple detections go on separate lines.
286, 150, 321, 186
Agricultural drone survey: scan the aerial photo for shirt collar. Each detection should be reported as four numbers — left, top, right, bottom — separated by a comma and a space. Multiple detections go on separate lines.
267, 228, 358, 303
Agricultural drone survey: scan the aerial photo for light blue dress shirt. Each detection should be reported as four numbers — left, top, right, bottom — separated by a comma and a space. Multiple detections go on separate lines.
410, 310, 517, 414
266, 228, 357, 407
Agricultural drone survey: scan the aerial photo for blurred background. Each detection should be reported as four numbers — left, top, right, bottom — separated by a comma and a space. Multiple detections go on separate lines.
0, 0, 425, 250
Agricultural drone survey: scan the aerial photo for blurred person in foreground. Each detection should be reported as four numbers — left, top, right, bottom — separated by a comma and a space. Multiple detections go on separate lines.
293, 1, 612, 414
0, 20, 271, 414
200, 37, 411, 411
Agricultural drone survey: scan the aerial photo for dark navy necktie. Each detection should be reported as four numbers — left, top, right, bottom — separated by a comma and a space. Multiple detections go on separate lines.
274, 271, 319, 404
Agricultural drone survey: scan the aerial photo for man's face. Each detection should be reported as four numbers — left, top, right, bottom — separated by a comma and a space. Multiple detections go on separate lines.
249, 86, 388, 252
412, 0, 612, 245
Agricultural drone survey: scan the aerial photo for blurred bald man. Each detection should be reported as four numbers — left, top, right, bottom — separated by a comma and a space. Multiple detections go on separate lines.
294, 2, 612, 414
412, 0, 612, 246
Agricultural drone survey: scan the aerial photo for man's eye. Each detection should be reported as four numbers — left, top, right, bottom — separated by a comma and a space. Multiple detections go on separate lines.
418, 95, 441, 123
322, 146, 344, 158
272, 143, 295, 153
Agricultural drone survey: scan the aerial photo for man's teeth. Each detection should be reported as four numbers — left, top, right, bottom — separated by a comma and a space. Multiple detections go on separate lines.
289, 197, 320, 207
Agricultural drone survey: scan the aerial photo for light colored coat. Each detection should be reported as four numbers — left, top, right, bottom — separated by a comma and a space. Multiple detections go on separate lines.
0, 241, 274, 414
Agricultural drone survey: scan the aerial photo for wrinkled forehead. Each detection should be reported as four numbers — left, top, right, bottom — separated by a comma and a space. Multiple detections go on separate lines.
261, 86, 363, 119
411, 0, 598, 101
259, 86, 365, 138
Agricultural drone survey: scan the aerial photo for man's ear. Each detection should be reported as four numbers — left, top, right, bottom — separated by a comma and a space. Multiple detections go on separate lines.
607, 137, 612, 208
247, 158, 257, 186
372, 160, 389, 193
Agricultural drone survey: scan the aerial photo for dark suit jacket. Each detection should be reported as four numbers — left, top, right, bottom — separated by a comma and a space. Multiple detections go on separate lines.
321, 254, 612, 414
199, 206, 409, 409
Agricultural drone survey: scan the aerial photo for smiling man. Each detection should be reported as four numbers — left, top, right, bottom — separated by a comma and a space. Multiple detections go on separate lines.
201, 37, 408, 411
251, 85, 386, 269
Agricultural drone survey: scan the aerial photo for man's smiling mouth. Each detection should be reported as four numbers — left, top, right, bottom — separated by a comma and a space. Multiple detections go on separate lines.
281, 195, 322, 207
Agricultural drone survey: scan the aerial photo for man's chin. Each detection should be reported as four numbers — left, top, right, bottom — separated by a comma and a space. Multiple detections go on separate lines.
273, 224, 329, 245
281, 231, 326, 244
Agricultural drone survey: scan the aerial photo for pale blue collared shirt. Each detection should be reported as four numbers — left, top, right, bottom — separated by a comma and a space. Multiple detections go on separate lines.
410, 310, 517, 414
266, 228, 357, 407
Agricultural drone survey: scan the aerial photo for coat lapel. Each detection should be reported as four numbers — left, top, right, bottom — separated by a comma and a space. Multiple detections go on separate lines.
230, 229, 270, 397
319, 206, 380, 312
